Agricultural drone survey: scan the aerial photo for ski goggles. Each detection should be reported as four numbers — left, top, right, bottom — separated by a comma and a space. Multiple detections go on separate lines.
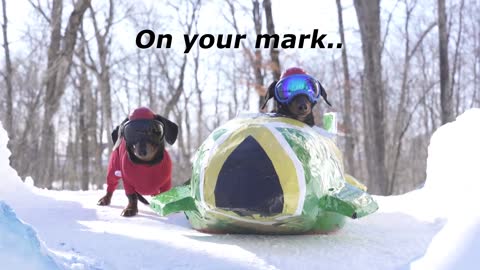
274, 74, 324, 104
122, 119, 164, 145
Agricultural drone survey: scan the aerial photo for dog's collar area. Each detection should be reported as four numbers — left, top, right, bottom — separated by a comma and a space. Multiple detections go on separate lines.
275, 106, 315, 127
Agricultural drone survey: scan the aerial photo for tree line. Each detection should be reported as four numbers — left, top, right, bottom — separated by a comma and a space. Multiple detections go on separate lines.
1, 0, 478, 195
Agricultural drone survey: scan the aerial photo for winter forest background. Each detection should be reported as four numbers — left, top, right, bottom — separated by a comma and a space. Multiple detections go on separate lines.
0, 0, 478, 195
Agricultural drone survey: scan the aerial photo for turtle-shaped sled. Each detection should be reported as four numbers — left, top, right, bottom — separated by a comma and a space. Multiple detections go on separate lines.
151, 114, 378, 234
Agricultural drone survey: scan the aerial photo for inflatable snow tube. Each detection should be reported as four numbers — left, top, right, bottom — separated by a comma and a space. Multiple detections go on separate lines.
151, 114, 378, 234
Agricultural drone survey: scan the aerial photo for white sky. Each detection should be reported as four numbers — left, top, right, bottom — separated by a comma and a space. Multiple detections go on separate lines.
2, 0, 360, 56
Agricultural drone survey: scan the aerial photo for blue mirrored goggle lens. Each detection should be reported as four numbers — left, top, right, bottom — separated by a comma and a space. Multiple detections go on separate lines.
275, 75, 320, 102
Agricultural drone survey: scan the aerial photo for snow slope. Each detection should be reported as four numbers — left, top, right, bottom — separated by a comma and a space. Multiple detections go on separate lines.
0, 201, 60, 270
409, 109, 480, 270
1, 109, 479, 270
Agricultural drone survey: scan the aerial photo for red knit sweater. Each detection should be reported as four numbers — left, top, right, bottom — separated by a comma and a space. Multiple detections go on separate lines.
106, 140, 172, 195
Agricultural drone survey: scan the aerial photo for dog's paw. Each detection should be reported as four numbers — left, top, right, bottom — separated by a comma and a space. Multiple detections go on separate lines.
97, 198, 110, 206
121, 208, 138, 217
97, 192, 113, 206
97, 200, 106, 206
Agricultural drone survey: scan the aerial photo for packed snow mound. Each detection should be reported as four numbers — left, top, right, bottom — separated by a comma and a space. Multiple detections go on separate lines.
0, 201, 60, 270
422, 108, 480, 216
409, 108, 480, 270
0, 124, 65, 269
0, 123, 30, 199
410, 214, 480, 270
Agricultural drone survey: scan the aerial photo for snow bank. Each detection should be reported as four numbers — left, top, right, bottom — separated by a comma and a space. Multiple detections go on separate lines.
0, 122, 30, 200
0, 123, 65, 269
0, 201, 61, 270
409, 108, 480, 270
410, 214, 480, 270
422, 108, 480, 216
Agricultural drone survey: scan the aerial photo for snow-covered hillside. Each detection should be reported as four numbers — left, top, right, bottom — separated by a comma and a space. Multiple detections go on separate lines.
1, 109, 479, 270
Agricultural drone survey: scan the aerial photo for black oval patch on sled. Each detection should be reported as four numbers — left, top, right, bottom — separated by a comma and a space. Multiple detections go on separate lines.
214, 135, 284, 216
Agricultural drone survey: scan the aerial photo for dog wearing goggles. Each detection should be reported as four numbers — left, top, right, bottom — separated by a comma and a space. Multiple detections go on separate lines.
262, 67, 331, 126
97, 107, 179, 217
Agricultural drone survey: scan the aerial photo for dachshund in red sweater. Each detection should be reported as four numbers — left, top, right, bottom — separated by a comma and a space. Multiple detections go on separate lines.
97, 107, 178, 217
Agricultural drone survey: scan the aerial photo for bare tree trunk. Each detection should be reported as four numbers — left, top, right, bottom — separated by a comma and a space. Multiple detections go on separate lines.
93, 88, 104, 187
473, 27, 479, 108
78, 41, 90, 191
38, 0, 90, 188
194, 49, 203, 146
38, 0, 62, 188
78, 23, 103, 187
66, 107, 77, 188
147, 57, 155, 109
451, 0, 465, 116
90, 0, 114, 152
388, 0, 436, 194
360, 74, 371, 186
354, 0, 388, 195
252, 0, 265, 110
161, 0, 201, 118
162, 54, 188, 117
336, 0, 355, 174
226, 0, 265, 111
438, 0, 454, 124
263, 0, 281, 112
11, 85, 42, 179
178, 93, 193, 161
136, 50, 143, 108
1, 0, 13, 138
263, 0, 281, 81
193, 13, 203, 146
213, 69, 222, 129
232, 62, 239, 117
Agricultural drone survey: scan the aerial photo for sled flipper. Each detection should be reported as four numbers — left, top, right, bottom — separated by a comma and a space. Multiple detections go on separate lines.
319, 183, 378, 219
150, 185, 197, 216
344, 174, 368, 192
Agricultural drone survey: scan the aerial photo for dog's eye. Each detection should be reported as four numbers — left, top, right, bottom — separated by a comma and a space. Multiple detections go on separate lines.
150, 126, 163, 135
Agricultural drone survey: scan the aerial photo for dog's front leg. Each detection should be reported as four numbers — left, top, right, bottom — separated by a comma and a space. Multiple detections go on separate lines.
121, 193, 138, 217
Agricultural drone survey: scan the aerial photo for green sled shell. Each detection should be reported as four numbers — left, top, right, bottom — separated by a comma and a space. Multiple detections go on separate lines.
151, 114, 378, 234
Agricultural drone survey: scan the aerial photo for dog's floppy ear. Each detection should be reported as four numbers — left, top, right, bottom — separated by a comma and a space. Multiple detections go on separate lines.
111, 117, 129, 144
155, 115, 179, 145
261, 80, 278, 110
319, 82, 332, 107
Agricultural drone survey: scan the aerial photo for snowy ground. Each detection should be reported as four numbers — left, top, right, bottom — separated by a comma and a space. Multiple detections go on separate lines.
4, 188, 445, 270
1, 109, 480, 270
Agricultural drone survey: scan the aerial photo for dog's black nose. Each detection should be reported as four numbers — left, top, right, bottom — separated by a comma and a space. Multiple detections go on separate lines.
135, 142, 148, 156
298, 103, 308, 112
